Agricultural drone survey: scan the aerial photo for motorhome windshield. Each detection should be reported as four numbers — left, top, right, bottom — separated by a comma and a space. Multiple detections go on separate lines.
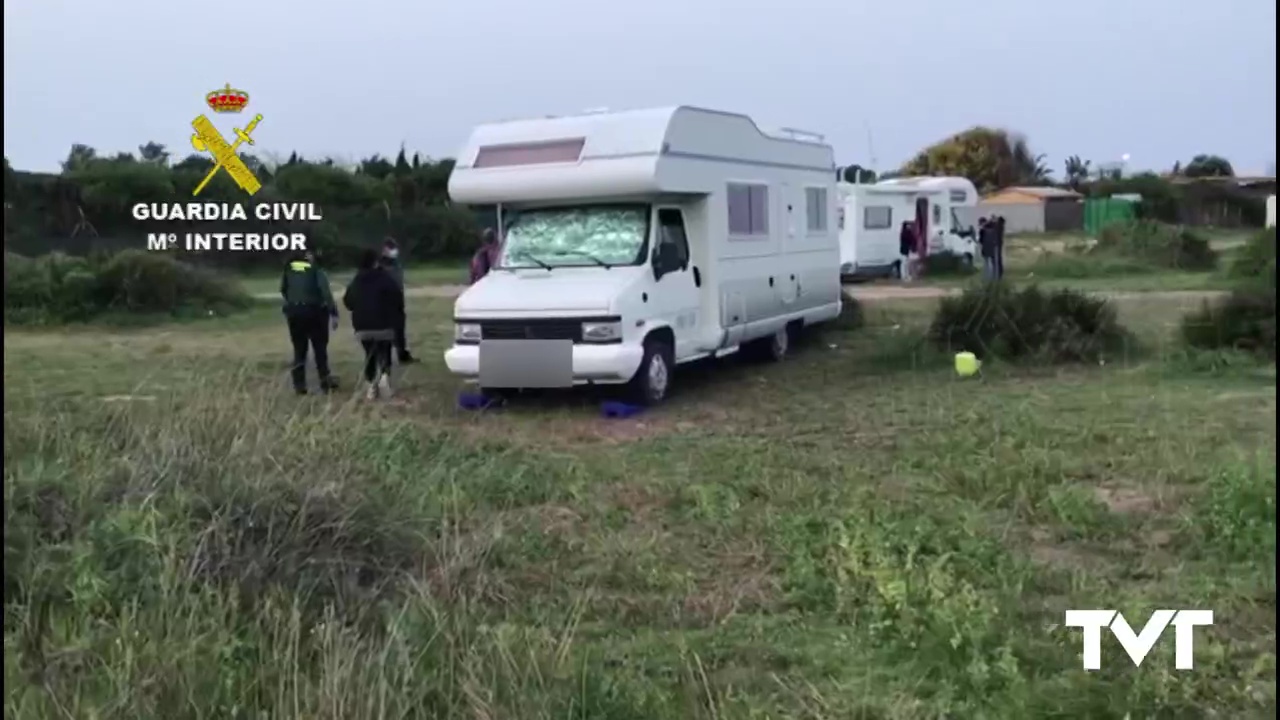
500, 204, 650, 269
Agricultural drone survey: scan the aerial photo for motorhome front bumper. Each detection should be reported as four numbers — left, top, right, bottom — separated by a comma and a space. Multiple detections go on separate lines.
444, 341, 645, 386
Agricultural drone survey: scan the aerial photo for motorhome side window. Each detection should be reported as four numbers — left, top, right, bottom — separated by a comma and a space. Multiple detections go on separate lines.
949, 189, 967, 204
932, 204, 942, 226
656, 208, 690, 267
727, 182, 769, 237
805, 187, 828, 233
863, 206, 892, 230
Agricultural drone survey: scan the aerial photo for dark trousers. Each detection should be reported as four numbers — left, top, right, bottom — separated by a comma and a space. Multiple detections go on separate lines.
995, 244, 1005, 278
393, 314, 410, 359
361, 339, 393, 382
286, 307, 331, 390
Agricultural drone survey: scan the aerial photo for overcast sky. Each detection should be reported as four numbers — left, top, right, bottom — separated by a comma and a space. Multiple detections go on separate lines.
4, 0, 1276, 177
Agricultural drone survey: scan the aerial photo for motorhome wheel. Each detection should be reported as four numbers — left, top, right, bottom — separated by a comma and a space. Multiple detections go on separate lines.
768, 327, 790, 360
627, 338, 674, 406
963, 253, 974, 268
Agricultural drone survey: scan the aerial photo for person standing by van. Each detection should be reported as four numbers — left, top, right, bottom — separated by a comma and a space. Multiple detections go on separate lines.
379, 239, 417, 365
469, 227, 502, 284
994, 215, 1007, 279
344, 249, 405, 400
898, 221, 916, 281
280, 250, 339, 395
978, 218, 999, 281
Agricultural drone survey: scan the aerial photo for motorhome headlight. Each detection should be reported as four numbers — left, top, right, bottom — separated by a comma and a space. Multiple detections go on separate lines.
581, 320, 622, 343
454, 322, 482, 344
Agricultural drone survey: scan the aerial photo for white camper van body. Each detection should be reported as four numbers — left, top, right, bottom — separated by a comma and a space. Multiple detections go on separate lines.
444, 106, 842, 403
837, 176, 979, 278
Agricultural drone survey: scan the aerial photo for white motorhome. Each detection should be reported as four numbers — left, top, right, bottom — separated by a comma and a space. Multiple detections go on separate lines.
444, 106, 843, 405
837, 176, 980, 279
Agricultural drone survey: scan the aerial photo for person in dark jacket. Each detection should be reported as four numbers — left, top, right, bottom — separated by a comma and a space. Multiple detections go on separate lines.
469, 228, 502, 284
280, 250, 339, 394
898, 221, 916, 281
977, 217, 998, 281
344, 249, 406, 400
378, 239, 416, 364
994, 216, 1007, 279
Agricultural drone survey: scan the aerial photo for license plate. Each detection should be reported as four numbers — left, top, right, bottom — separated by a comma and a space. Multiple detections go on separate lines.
478, 340, 573, 388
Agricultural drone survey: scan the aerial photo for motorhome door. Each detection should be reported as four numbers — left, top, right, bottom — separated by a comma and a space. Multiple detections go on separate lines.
652, 207, 702, 359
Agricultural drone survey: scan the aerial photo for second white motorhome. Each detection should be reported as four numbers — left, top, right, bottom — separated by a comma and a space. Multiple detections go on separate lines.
837, 176, 979, 279
443, 106, 843, 405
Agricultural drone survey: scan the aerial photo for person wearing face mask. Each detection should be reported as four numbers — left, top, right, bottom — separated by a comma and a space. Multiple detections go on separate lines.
379, 238, 417, 364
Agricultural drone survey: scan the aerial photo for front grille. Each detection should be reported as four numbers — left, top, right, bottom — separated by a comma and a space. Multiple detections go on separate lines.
480, 319, 583, 343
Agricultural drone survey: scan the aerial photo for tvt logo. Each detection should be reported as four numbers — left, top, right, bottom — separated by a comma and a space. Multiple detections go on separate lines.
1065, 609, 1214, 670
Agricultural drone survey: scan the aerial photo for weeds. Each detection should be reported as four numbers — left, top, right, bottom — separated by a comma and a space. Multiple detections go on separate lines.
928, 282, 1131, 362
4, 250, 251, 324
1096, 220, 1218, 271
2, 288, 1275, 718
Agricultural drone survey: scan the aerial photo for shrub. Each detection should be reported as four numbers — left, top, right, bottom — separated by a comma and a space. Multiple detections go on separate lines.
922, 250, 976, 277
4, 249, 252, 324
1095, 220, 1217, 271
1228, 227, 1277, 287
928, 282, 1129, 363
1180, 287, 1276, 360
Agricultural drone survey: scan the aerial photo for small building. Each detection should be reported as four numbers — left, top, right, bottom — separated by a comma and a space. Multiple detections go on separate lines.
978, 186, 1084, 234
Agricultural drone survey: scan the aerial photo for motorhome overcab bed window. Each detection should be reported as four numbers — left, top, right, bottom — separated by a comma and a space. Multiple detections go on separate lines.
500, 204, 651, 269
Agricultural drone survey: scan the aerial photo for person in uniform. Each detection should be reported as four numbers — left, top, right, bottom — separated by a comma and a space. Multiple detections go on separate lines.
280, 249, 339, 394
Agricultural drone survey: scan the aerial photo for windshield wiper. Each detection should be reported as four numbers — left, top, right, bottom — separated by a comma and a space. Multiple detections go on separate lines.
510, 250, 553, 271
559, 251, 613, 269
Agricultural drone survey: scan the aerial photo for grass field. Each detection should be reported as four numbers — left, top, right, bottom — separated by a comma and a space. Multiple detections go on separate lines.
4, 280, 1276, 718
238, 262, 470, 297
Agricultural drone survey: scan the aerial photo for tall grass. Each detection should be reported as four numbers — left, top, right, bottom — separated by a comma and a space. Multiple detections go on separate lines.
2, 373, 709, 718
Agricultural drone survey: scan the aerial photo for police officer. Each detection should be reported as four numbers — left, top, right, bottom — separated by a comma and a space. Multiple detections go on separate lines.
280, 249, 340, 394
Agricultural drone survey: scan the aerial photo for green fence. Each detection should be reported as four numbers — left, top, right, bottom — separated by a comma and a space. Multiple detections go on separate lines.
1084, 198, 1137, 236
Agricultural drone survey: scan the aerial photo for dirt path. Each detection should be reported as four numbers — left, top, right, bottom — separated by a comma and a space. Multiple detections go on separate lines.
846, 285, 1228, 302
255, 284, 1226, 303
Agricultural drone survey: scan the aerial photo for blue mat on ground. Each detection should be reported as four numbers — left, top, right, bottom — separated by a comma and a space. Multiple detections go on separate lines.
457, 392, 503, 411
600, 401, 644, 419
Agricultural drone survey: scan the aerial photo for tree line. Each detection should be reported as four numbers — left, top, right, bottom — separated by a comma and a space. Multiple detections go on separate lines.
3, 129, 1264, 268
4, 145, 488, 269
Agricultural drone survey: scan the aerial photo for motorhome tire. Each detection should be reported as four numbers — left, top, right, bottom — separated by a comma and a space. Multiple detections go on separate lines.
963, 253, 974, 268
744, 326, 791, 363
893, 261, 904, 280
627, 338, 674, 406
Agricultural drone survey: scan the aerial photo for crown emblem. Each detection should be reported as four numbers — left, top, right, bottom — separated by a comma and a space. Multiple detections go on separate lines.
206, 83, 249, 113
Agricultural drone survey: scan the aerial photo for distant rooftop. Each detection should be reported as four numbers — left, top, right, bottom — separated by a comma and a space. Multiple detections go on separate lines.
993, 186, 1083, 199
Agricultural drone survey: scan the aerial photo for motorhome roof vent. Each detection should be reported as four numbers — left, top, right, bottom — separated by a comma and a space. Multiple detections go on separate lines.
773, 126, 826, 143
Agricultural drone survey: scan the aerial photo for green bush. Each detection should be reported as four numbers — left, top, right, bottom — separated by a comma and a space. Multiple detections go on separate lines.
922, 250, 976, 277
1228, 227, 1277, 287
1095, 220, 1217, 271
928, 282, 1129, 363
4, 249, 251, 324
1180, 287, 1276, 360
